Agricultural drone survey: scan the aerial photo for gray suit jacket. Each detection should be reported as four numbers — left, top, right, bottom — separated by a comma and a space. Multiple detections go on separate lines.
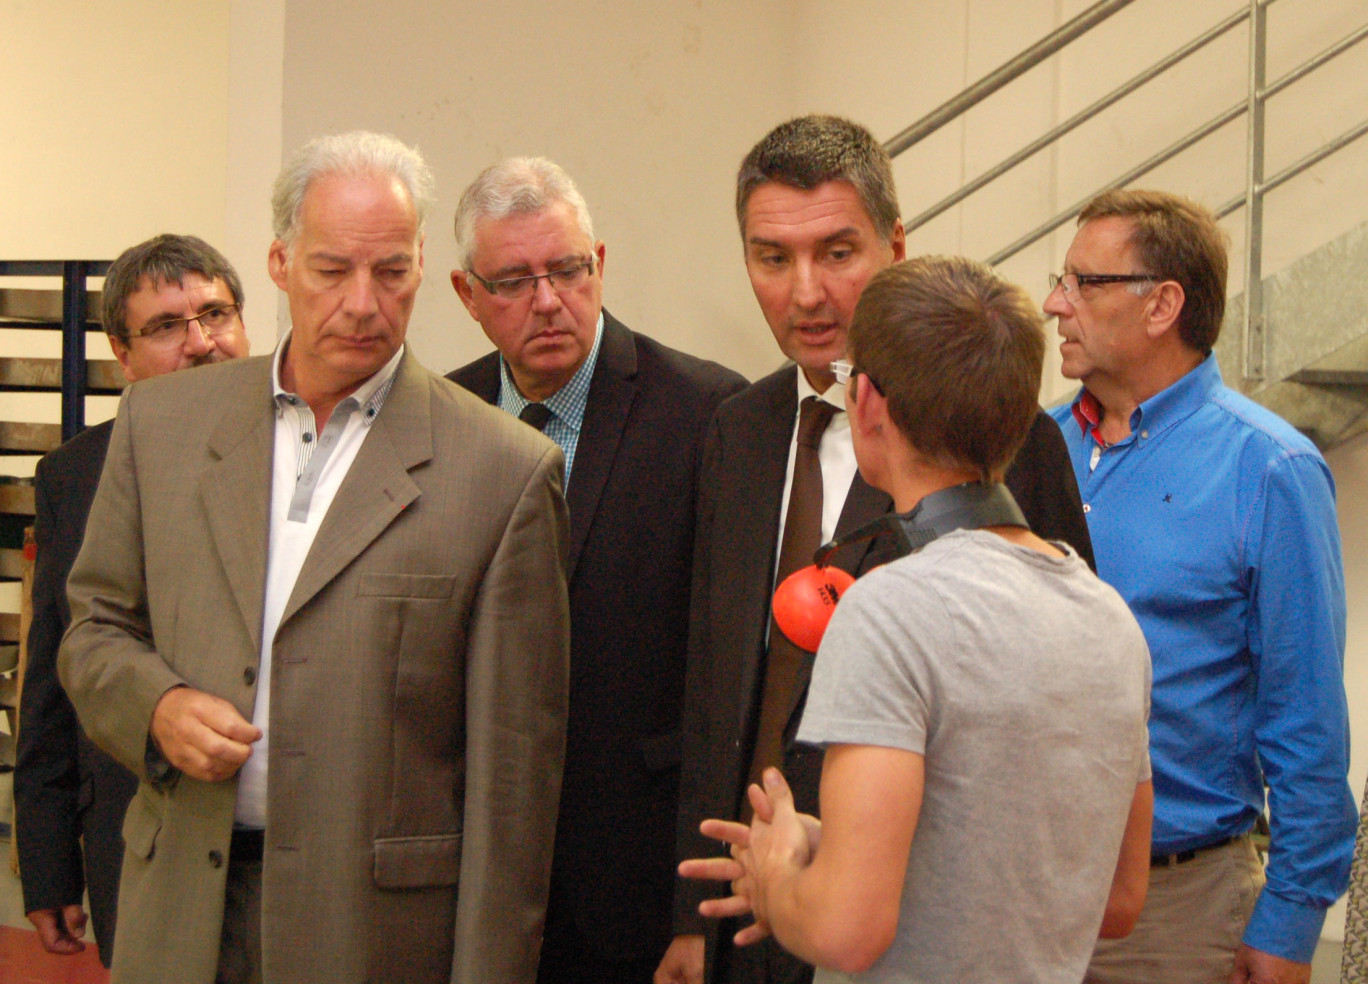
60, 350, 571, 984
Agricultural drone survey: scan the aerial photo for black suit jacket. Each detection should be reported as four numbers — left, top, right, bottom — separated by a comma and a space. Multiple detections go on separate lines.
448, 311, 746, 965
673, 365, 1093, 983
15, 420, 138, 966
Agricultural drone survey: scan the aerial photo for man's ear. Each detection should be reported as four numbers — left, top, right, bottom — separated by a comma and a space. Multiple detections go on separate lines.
109, 335, 137, 384
849, 372, 889, 438
1145, 280, 1186, 341
451, 270, 480, 319
889, 220, 907, 263
268, 239, 290, 291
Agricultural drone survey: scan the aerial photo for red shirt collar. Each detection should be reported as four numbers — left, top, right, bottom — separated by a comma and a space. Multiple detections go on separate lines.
1070, 390, 1109, 447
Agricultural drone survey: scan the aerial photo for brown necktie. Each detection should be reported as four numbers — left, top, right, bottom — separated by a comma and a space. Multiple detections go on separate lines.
519, 402, 553, 431
746, 396, 837, 810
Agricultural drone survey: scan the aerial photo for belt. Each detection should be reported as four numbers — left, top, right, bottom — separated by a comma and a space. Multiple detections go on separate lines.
230, 827, 265, 863
1150, 834, 1239, 868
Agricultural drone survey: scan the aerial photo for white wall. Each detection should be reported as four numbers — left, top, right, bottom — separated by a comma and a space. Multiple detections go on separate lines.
8, 0, 1368, 944
0, 0, 284, 409
278, 0, 797, 381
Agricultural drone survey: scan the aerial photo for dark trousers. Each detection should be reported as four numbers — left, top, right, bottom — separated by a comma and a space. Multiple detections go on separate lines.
215, 852, 262, 984
536, 897, 660, 984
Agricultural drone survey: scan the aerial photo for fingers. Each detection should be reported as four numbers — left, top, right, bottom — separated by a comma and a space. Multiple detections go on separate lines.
27, 908, 86, 954
679, 856, 744, 882
733, 920, 772, 947
61, 904, 87, 940
747, 781, 775, 824
652, 934, 703, 984
761, 768, 794, 816
698, 894, 755, 919
699, 818, 749, 848
197, 694, 264, 745
151, 687, 262, 782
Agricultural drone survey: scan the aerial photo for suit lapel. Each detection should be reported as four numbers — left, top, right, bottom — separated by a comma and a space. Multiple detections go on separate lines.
564, 315, 636, 578
779, 468, 894, 739
279, 353, 430, 627
832, 471, 894, 573
729, 370, 798, 738
200, 361, 276, 654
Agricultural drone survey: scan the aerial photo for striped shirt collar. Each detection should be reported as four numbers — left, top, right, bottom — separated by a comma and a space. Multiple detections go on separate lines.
271, 331, 405, 425
496, 311, 604, 430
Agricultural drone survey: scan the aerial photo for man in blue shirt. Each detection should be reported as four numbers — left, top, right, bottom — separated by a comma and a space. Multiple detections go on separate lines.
1046, 189, 1356, 984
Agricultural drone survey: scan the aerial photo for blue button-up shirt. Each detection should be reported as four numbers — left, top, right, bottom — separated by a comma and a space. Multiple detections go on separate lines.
1050, 354, 1356, 962
497, 313, 603, 486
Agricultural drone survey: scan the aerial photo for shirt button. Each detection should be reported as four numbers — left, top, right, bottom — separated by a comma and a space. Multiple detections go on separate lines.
208, 850, 224, 868
1140, 430, 1149, 439
302, 433, 313, 444
1083, 504, 1091, 513
244, 667, 256, 686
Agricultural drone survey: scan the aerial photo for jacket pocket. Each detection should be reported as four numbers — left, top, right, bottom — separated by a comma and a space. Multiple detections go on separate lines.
373, 833, 462, 889
121, 790, 163, 860
356, 573, 458, 600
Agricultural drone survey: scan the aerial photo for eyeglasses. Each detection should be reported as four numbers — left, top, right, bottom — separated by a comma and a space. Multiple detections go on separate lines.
830, 360, 883, 393
1048, 272, 1157, 301
131, 304, 241, 346
468, 257, 596, 300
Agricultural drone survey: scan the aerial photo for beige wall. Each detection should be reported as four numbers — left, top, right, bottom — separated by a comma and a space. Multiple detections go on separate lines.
7, 0, 1367, 944
278, 0, 796, 380
0, 0, 283, 425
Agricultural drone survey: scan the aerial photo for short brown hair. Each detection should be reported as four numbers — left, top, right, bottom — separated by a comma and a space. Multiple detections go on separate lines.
848, 256, 1044, 482
736, 115, 899, 242
1078, 189, 1228, 353
101, 234, 244, 343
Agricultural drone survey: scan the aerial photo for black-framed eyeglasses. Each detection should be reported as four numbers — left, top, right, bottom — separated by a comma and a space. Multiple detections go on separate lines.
1048, 272, 1157, 300
131, 304, 241, 346
468, 257, 596, 300
830, 360, 883, 394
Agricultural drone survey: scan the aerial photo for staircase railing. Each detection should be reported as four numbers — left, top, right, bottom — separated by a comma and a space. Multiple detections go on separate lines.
884, 0, 1368, 385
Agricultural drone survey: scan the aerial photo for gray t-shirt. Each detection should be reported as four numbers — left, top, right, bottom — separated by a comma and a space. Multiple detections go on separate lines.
797, 529, 1151, 984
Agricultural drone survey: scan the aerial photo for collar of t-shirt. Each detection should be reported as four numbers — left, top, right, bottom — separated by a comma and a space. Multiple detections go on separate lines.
775, 365, 858, 562
496, 311, 604, 486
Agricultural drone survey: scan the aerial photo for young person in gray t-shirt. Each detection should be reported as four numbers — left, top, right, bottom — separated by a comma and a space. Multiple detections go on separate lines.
682, 256, 1152, 983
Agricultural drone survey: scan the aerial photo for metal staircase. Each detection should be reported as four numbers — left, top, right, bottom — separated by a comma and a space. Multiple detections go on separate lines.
882, 0, 1368, 449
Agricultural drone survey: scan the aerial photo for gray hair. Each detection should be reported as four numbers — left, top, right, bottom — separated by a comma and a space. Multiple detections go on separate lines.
454, 157, 595, 270
101, 234, 244, 343
271, 131, 435, 248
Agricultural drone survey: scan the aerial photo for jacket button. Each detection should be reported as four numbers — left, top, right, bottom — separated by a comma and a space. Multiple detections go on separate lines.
244, 667, 257, 686
209, 850, 224, 868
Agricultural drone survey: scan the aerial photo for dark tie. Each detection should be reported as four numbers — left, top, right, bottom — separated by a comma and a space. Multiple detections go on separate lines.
519, 402, 553, 431
1340, 775, 1368, 980
745, 396, 837, 810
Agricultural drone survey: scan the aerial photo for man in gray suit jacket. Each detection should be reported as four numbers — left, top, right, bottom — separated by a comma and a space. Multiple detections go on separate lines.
59, 132, 570, 984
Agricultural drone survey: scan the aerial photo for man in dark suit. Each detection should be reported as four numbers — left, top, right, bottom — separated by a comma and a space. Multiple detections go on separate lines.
15, 233, 251, 966
448, 157, 746, 984
659, 115, 1094, 984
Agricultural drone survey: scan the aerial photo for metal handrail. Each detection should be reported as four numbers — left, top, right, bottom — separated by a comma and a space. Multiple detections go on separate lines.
1217, 116, 1368, 220
980, 20, 1368, 268
883, 0, 1141, 158
903, 5, 1253, 235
